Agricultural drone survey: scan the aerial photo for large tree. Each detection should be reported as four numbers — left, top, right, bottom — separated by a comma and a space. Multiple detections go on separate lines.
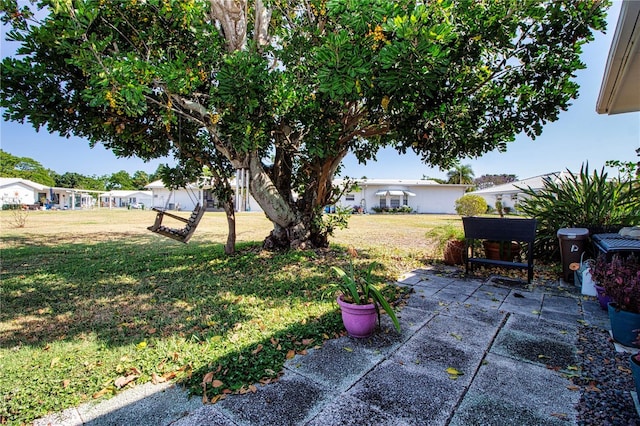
0, 0, 608, 249
0, 149, 55, 186
446, 163, 474, 185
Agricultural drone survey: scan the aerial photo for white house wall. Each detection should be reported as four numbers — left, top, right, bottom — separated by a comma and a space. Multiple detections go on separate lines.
337, 183, 468, 214
416, 186, 468, 214
0, 182, 39, 205
150, 188, 201, 211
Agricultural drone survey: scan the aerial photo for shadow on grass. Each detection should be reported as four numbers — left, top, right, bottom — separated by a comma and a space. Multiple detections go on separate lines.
1, 237, 340, 348
2, 235, 359, 424
53, 308, 348, 426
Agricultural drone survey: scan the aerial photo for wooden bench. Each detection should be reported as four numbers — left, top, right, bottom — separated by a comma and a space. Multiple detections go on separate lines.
462, 217, 537, 283
147, 203, 205, 243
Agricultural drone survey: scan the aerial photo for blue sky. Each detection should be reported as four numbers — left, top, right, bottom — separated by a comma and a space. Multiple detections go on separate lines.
1, 1, 638, 181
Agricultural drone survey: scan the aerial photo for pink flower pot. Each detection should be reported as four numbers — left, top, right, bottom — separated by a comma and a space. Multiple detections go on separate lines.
337, 295, 378, 338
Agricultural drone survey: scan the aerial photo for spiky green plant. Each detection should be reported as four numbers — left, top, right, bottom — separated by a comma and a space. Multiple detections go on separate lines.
330, 247, 401, 332
518, 164, 640, 260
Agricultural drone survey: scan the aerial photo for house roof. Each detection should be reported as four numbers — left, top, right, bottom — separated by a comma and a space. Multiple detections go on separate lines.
145, 179, 203, 190
469, 172, 567, 196
336, 178, 471, 188
102, 190, 152, 197
597, 0, 640, 114
147, 178, 472, 190
0, 177, 47, 191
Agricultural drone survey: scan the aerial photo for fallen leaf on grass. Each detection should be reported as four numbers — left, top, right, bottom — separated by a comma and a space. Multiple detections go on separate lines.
92, 386, 114, 399
618, 366, 632, 374
151, 372, 166, 385
115, 374, 139, 389
252, 344, 263, 355
162, 371, 177, 381
450, 333, 462, 341
566, 385, 580, 391
202, 372, 214, 385
210, 394, 226, 404
286, 350, 296, 359
343, 347, 353, 352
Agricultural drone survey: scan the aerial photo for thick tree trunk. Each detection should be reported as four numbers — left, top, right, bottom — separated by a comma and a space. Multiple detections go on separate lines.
242, 150, 348, 250
245, 152, 311, 249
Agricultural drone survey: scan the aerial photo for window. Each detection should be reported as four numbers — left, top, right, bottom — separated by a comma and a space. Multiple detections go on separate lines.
380, 198, 387, 208
390, 197, 401, 208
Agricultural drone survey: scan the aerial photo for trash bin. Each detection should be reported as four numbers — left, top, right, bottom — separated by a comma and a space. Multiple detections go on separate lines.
557, 228, 590, 283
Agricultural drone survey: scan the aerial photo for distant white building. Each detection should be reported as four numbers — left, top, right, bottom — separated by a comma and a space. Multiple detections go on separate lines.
0, 178, 100, 209
0, 177, 47, 207
468, 172, 569, 212
146, 170, 262, 212
334, 178, 471, 214
100, 190, 153, 209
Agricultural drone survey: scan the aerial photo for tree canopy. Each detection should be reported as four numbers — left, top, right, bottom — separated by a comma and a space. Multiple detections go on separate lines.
0, 0, 609, 248
474, 174, 518, 189
1, 149, 155, 190
446, 163, 474, 185
0, 149, 55, 186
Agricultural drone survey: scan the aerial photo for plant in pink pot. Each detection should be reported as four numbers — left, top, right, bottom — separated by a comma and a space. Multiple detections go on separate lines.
331, 247, 401, 338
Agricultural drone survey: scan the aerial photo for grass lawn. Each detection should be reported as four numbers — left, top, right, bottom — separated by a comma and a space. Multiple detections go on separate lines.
0, 209, 516, 424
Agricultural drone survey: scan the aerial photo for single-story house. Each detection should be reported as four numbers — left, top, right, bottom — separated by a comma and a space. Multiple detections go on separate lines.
145, 170, 262, 212
468, 172, 570, 212
0, 177, 47, 207
48, 187, 100, 209
100, 190, 153, 209
0, 178, 101, 209
596, 0, 640, 115
334, 179, 471, 214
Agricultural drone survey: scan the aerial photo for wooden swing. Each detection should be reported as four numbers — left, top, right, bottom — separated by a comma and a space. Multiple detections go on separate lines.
147, 202, 205, 243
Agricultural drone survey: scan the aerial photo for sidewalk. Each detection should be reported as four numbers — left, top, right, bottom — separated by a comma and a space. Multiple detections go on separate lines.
36, 267, 611, 426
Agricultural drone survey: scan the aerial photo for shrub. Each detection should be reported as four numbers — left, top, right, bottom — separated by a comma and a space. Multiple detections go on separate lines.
590, 254, 640, 314
455, 194, 487, 216
518, 164, 640, 261
425, 224, 465, 259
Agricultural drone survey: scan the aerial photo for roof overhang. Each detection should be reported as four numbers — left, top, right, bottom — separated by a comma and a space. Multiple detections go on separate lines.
596, 0, 640, 114
374, 190, 416, 196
